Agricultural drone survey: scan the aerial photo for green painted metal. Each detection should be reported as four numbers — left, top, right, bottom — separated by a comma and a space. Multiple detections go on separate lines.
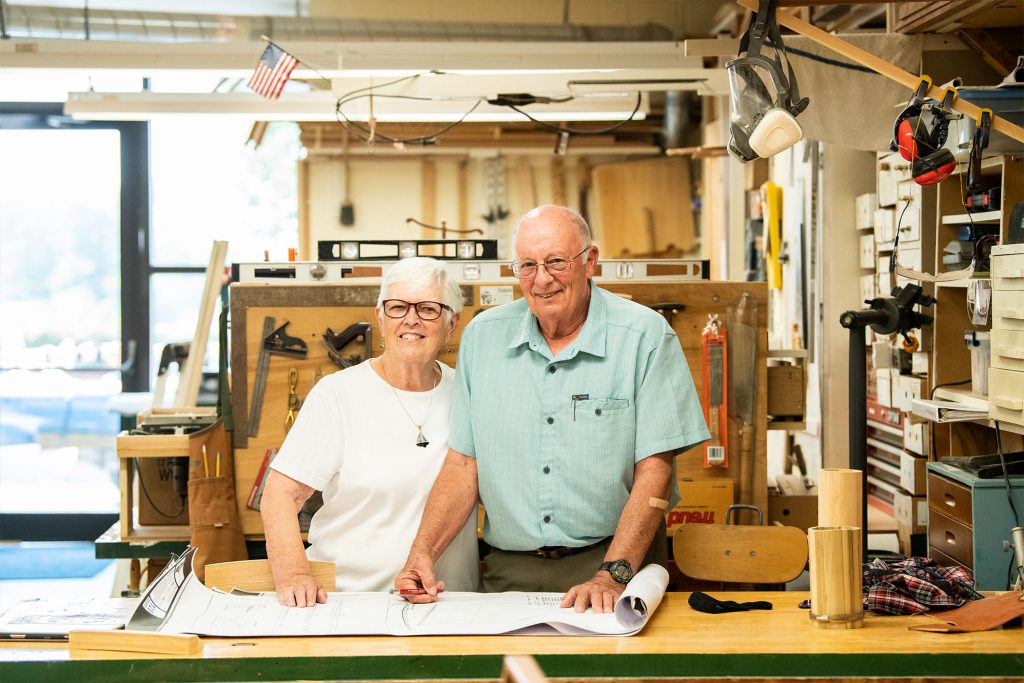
2, 651, 1022, 681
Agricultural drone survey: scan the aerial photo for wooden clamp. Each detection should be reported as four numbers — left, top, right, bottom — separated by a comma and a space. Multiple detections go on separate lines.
734, 0, 1024, 145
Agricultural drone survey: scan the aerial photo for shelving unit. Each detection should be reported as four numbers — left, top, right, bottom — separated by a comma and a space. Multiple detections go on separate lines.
866, 153, 1024, 557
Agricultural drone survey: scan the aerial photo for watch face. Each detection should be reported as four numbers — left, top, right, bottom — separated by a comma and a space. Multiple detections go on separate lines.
603, 560, 633, 584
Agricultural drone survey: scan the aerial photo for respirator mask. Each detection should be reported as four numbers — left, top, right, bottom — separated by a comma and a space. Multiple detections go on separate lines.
727, 0, 809, 162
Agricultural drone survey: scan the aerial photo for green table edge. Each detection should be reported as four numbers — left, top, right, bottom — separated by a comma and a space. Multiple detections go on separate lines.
4, 652, 1022, 681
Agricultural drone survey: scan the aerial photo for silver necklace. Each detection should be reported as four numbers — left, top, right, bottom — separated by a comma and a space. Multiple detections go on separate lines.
380, 360, 438, 448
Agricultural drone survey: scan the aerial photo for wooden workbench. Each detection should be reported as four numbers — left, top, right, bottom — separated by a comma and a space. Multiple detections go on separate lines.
1, 592, 1020, 681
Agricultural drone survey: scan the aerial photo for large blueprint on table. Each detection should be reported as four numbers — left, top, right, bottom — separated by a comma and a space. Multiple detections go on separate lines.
127, 547, 669, 637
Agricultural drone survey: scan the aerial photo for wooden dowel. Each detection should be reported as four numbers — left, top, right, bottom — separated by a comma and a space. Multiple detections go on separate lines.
818, 468, 862, 529
734, 0, 1024, 144
69, 630, 202, 656
808, 526, 864, 629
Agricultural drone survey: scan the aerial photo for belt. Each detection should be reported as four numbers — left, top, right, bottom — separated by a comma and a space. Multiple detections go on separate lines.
504, 537, 610, 560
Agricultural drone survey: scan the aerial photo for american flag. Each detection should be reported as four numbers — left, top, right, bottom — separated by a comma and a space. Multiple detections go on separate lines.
248, 42, 298, 100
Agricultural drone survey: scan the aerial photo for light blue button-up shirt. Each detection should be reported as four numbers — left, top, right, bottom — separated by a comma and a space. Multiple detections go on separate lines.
449, 282, 709, 551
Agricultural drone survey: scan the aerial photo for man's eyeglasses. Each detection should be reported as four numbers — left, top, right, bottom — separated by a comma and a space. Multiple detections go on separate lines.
381, 299, 451, 321
511, 246, 591, 279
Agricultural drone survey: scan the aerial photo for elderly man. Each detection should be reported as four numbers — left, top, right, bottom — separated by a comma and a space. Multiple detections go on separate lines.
397, 205, 708, 612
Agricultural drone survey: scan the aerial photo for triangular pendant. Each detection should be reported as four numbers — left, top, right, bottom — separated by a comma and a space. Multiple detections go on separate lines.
415, 430, 429, 448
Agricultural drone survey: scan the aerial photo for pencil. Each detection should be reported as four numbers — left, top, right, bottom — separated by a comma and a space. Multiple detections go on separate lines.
202, 445, 209, 478
215, 452, 220, 477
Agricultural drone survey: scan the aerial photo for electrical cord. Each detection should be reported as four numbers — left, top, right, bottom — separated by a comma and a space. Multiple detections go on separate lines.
503, 91, 644, 135
335, 92, 483, 145
137, 466, 186, 519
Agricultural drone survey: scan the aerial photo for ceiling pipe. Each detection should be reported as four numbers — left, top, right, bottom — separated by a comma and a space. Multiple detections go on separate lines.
3, 4, 676, 43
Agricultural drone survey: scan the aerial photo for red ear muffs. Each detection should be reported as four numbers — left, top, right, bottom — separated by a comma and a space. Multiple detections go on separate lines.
895, 111, 922, 161
912, 148, 955, 186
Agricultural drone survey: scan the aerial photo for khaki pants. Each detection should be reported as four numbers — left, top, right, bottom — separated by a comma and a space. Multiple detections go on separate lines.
482, 521, 667, 593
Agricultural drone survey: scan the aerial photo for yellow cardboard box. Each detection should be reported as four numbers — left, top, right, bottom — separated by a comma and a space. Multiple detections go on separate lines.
666, 479, 734, 536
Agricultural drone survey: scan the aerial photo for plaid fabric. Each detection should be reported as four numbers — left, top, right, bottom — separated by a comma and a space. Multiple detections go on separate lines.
863, 557, 983, 615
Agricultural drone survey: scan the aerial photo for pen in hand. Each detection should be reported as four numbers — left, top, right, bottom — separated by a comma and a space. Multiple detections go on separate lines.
390, 588, 445, 596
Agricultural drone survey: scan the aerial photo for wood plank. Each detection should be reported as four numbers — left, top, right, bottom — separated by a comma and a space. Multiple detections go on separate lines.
173, 240, 228, 408
69, 630, 201, 656
592, 157, 696, 258
297, 158, 311, 259
205, 559, 336, 593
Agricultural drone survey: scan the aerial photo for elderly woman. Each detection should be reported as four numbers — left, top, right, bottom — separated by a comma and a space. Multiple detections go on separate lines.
261, 257, 479, 607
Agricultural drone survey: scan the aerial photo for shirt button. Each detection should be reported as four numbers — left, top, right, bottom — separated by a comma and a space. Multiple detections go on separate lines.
548, 365, 556, 374
546, 416, 554, 424
595, 408, 602, 416
543, 515, 551, 523
543, 466, 550, 474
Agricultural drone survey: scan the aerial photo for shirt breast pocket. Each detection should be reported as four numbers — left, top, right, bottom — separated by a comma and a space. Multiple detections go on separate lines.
575, 398, 633, 447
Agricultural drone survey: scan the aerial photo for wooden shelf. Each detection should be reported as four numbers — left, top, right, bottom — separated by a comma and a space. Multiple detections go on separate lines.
940, 210, 1001, 224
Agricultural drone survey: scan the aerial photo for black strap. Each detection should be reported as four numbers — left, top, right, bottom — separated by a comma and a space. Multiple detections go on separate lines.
688, 591, 773, 614
737, 0, 808, 116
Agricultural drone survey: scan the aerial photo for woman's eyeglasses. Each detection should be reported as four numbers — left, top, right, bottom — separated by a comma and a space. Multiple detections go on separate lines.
511, 246, 590, 279
381, 299, 451, 320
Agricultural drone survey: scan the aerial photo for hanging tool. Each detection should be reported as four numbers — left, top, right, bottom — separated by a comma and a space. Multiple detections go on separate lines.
728, 294, 759, 523
649, 302, 687, 328
762, 181, 783, 290
322, 322, 372, 369
247, 318, 308, 438
702, 315, 728, 468
285, 367, 302, 432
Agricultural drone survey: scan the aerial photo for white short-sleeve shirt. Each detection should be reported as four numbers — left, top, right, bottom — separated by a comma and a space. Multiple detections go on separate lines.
271, 360, 479, 592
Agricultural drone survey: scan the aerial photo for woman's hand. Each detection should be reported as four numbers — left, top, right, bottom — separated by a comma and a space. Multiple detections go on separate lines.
275, 572, 328, 608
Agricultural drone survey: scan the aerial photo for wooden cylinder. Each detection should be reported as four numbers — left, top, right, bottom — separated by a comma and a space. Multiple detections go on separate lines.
818, 468, 862, 529
808, 526, 864, 629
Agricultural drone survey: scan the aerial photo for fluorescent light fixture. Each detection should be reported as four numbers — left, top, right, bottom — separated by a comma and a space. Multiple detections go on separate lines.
331, 69, 726, 99
64, 91, 648, 122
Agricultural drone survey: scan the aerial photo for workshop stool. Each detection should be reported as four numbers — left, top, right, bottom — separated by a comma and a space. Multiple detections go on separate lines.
673, 504, 808, 586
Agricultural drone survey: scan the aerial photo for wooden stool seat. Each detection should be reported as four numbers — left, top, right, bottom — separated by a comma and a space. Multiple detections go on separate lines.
673, 523, 808, 584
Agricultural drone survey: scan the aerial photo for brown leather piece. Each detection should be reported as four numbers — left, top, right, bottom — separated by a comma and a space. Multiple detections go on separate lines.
187, 419, 248, 583
909, 591, 1024, 633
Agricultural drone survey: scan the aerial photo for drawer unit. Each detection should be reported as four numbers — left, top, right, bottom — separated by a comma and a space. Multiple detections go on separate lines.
991, 247, 1024, 292
926, 463, 1024, 590
927, 471, 972, 526
927, 510, 974, 567
896, 205, 921, 243
860, 233, 876, 269
991, 289, 1024, 331
990, 328, 1024, 372
874, 207, 895, 246
988, 367, 1024, 427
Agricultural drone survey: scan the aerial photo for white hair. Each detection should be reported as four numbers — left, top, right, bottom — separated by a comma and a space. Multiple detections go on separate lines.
377, 257, 463, 315
512, 204, 593, 252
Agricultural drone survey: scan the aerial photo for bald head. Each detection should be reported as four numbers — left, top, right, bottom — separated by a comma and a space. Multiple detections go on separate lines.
512, 205, 592, 253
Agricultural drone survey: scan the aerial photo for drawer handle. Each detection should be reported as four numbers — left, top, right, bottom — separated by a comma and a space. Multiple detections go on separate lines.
995, 308, 1024, 320
992, 397, 1024, 411
996, 346, 1024, 360
944, 530, 958, 547
943, 493, 958, 509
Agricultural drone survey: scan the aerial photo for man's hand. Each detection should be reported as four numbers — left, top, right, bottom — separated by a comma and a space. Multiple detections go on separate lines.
394, 552, 445, 603
275, 572, 328, 608
560, 572, 625, 613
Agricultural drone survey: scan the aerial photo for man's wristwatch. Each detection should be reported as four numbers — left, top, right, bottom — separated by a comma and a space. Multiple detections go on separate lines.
599, 559, 634, 585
